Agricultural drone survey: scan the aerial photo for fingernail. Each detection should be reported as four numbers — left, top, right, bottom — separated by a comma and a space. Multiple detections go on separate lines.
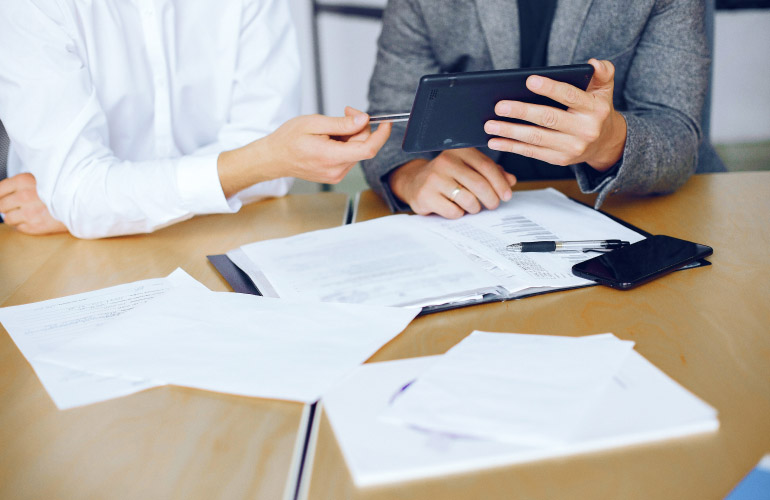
354, 113, 368, 126
485, 122, 499, 134
528, 76, 543, 89
503, 190, 512, 201
497, 103, 511, 116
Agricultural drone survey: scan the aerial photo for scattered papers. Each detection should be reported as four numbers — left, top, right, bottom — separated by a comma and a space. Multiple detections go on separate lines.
228, 189, 645, 308
0, 269, 203, 409
322, 334, 719, 487
381, 332, 635, 446
0, 270, 419, 409
37, 288, 419, 403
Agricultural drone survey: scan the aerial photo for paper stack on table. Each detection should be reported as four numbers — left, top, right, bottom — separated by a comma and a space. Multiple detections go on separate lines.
0, 269, 419, 409
227, 189, 646, 311
322, 331, 719, 487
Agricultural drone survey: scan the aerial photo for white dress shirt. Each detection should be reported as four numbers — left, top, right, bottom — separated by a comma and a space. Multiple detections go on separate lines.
0, 0, 300, 238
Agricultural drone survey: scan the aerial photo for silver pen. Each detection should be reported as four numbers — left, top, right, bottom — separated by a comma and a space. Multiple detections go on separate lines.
507, 239, 630, 252
368, 112, 411, 124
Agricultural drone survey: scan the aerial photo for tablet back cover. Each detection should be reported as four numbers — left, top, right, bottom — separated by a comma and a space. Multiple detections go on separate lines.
402, 64, 593, 153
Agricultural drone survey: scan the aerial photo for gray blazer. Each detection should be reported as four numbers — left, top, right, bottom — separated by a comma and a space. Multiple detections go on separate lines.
363, 0, 710, 211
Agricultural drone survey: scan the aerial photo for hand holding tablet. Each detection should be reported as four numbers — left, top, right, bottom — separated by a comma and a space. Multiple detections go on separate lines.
393, 63, 595, 153
384, 59, 629, 220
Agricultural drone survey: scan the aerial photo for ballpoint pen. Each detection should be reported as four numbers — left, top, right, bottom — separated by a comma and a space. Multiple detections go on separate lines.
506, 239, 630, 253
368, 113, 411, 124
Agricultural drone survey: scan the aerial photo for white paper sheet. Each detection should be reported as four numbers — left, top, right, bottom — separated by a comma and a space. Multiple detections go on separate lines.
323, 340, 719, 487
233, 215, 501, 307
228, 189, 646, 308
37, 288, 420, 403
0, 269, 206, 409
381, 331, 635, 446
415, 188, 646, 292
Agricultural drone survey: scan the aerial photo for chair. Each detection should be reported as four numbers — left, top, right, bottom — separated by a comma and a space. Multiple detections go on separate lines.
697, 0, 728, 173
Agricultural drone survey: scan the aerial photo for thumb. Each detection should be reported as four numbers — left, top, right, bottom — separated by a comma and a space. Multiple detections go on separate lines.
311, 111, 369, 136
586, 58, 615, 95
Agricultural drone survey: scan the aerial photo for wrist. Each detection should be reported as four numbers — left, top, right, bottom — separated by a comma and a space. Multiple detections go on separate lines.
388, 159, 429, 204
217, 139, 280, 198
588, 111, 627, 172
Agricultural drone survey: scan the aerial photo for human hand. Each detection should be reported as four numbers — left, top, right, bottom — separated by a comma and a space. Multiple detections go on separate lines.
218, 107, 391, 196
0, 173, 67, 235
389, 148, 517, 219
485, 59, 627, 172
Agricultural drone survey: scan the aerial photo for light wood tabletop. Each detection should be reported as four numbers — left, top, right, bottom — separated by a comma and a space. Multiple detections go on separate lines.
0, 193, 349, 500
305, 172, 770, 500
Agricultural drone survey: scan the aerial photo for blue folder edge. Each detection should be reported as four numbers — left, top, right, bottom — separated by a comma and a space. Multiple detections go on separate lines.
724, 455, 770, 500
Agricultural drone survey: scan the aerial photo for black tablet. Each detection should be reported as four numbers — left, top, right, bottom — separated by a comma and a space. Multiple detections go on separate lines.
401, 64, 594, 153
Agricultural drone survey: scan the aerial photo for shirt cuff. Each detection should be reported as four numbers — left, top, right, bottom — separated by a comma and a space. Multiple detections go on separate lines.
176, 153, 239, 215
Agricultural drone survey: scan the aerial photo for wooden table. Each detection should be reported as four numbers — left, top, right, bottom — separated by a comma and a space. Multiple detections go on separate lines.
0, 193, 350, 500
305, 172, 770, 500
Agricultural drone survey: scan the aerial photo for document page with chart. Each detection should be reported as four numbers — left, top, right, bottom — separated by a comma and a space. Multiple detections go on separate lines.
227, 189, 646, 309
414, 188, 645, 296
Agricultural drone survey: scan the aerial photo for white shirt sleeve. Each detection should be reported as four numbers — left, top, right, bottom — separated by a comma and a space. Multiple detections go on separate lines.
0, 0, 301, 238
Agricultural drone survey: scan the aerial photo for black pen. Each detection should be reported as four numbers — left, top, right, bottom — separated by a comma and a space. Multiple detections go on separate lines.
506, 239, 630, 252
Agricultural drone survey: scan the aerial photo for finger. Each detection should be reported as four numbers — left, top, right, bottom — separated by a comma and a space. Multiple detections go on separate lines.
1, 207, 24, 226
449, 187, 482, 215
495, 99, 577, 134
452, 148, 513, 203
426, 193, 465, 219
328, 121, 391, 162
586, 59, 615, 94
0, 191, 22, 213
0, 177, 19, 198
343, 106, 372, 142
0, 173, 38, 200
308, 112, 369, 136
525, 75, 593, 112
485, 120, 575, 154
487, 137, 572, 166
443, 157, 503, 210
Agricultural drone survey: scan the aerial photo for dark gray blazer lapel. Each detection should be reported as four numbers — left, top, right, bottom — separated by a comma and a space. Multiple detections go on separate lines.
475, 0, 519, 69
548, 0, 595, 65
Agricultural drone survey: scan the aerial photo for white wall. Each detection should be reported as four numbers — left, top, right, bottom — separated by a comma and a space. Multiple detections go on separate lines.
710, 10, 770, 144
287, 0, 319, 115
288, 0, 385, 116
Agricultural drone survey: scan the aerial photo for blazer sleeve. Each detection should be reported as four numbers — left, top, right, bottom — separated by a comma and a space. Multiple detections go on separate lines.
362, 0, 440, 212
574, 0, 710, 208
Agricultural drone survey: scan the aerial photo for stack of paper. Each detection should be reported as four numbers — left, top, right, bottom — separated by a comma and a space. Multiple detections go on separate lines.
381, 332, 636, 446
0, 270, 419, 409
227, 189, 646, 310
322, 332, 719, 487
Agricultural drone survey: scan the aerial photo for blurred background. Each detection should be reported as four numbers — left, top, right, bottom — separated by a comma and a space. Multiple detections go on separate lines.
286, 0, 770, 196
